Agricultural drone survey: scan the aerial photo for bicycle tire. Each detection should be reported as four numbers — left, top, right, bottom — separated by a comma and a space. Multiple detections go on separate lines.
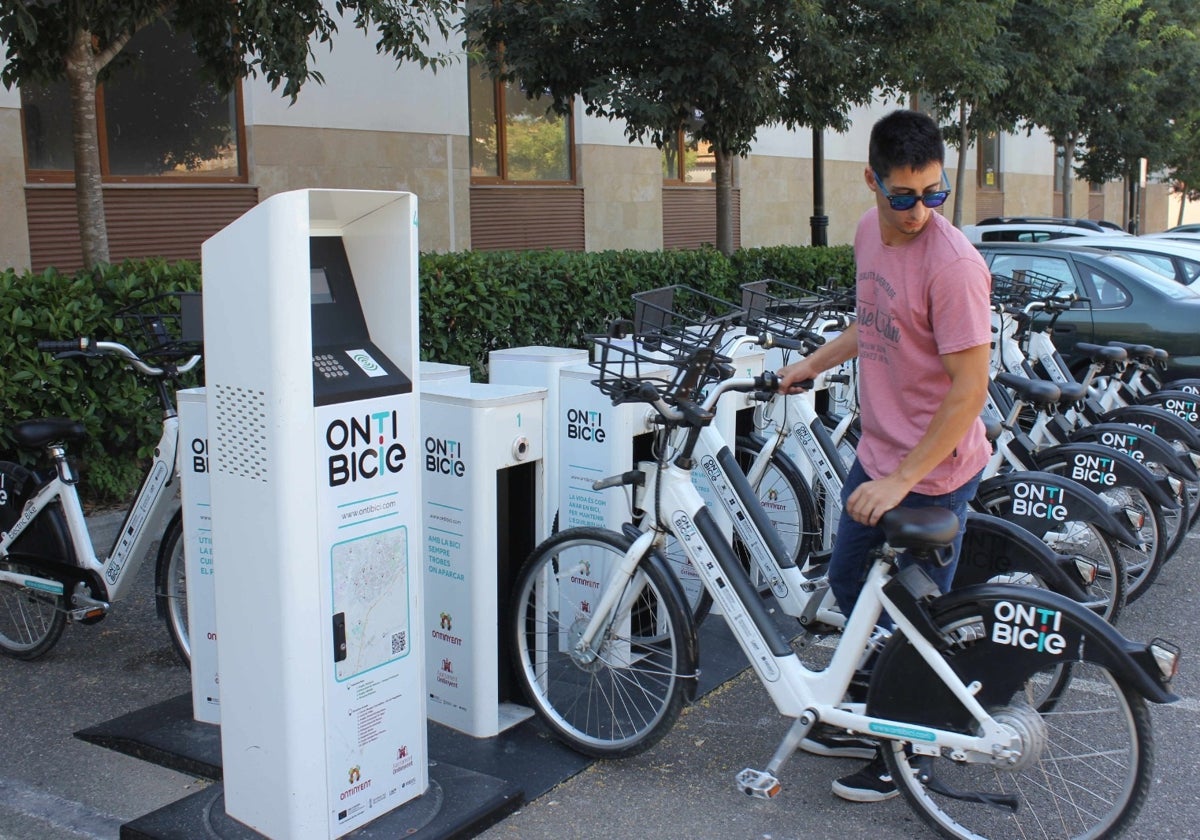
878, 606, 1153, 840
510, 526, 697, 758
734, 435, 819, 568
155, 513, 190, 665
1032, 460, 1167, 602
0, 461, 69, 660
0, 559, 68, 660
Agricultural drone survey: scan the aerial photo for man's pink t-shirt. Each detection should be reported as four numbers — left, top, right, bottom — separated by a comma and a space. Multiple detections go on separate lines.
852, 207, 992, 495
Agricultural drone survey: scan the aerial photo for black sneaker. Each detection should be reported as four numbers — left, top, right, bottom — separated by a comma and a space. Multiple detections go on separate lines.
831, 753, 899, 802
799, 724, 877, 759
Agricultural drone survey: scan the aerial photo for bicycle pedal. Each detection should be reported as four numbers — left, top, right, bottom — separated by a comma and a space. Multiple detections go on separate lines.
736, 768, 782, 799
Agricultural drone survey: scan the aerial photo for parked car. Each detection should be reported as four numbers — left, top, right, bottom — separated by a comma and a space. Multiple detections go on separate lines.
1049, 234, 1200, 291
975, 241, 1200, 379
1164, 223, 1200, 234
961, 216, 1127, 245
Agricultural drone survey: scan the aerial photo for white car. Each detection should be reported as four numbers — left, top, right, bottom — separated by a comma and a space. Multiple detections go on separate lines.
1053, 234, 1200, 291
960, 216, 1127, 244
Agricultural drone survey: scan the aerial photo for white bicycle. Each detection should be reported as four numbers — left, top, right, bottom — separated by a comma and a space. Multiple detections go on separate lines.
509, 318, 1180, 839
0, 312, 198, 662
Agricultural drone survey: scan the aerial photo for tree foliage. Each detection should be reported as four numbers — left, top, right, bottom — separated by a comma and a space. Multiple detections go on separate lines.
0, 0, 464, 269
466, 0, 890, 255
1070, 0, 1200, 227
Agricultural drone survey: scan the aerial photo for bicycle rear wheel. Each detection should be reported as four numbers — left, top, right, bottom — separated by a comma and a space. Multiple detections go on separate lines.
881, 609, 1153, 840
510, 527, 697, 758
0, 559, 67, 660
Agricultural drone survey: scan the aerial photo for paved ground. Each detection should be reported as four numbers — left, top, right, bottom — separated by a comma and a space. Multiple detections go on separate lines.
1, 515, 1198, 839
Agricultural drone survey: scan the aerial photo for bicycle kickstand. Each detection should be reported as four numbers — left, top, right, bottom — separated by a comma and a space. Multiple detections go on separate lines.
735, 710, 818, 799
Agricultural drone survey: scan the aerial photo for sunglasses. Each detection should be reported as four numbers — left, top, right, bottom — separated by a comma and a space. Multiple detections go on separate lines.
873, 169, 952, 211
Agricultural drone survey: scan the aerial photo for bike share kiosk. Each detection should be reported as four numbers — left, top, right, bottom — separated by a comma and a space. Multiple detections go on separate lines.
203, 189, 425, 839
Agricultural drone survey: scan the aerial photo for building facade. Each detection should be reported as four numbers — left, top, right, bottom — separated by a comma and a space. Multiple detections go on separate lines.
0, 24, 1178, 273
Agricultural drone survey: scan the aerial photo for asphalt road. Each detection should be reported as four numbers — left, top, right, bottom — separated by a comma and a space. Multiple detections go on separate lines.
2, 517, 1198, 840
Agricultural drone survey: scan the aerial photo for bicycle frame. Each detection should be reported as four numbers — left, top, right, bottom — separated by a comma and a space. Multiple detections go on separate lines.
574, 402, 1022, 774
0, 413, 181, 609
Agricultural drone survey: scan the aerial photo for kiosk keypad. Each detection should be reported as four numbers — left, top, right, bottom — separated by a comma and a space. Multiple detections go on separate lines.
313, 352, 351, 380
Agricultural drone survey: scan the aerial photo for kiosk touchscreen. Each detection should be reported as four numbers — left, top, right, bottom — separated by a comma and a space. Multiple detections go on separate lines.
203, 189, 425, 840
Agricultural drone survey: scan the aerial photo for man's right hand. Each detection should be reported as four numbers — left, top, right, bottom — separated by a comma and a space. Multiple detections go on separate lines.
777, 360, 819, 394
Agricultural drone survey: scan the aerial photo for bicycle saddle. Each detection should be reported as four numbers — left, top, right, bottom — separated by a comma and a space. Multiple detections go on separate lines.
1075, 342, 1127, 364
11, 418, 87, 448
880, 507, 959, 551
994, 371, 1061, 409
1107, 341, 1157, 363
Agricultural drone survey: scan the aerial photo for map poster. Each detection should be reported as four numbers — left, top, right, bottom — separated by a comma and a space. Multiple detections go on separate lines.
315, 395, 427, 837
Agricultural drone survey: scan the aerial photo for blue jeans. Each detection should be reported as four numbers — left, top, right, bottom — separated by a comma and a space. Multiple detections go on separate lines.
828, 460, 983, 620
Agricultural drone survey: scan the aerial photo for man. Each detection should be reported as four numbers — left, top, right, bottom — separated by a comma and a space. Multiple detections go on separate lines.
777, 109, 992, 802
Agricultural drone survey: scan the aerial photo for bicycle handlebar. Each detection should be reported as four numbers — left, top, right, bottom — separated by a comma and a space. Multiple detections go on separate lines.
37, 339, 87, 354
38, 338, 200, 377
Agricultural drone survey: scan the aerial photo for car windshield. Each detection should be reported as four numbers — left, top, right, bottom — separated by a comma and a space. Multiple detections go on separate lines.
1100, 253, 1200, 300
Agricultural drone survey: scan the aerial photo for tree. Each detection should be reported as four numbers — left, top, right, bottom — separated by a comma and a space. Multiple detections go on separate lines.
1072, 0, 1200, 231
467, 0, 891, 256
864, 0, 1014, 226
1, 0, 463, 269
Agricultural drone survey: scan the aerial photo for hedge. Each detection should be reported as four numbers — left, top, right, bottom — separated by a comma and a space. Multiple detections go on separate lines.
1, 245, 852, 503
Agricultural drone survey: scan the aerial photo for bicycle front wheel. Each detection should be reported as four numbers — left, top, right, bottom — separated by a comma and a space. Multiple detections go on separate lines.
155, 514, 190, 665
734, 435, 819, 568
0, 559, 67, 660
882, 611, 1153, 840
511, 527, 697, 758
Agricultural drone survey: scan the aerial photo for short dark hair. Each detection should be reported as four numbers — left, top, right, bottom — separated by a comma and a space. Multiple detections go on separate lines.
869, 110, 945, 177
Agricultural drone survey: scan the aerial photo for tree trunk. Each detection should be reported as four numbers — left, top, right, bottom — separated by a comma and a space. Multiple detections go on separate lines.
953, 101, 968, 227
1061, 135, 1075, 219
1178, 191, 1186, 227
714, 147, 734, 256
66, 27, 109, 270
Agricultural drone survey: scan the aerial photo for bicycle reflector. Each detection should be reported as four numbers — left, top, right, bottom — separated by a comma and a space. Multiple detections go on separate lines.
1149, 639, 1181, 682
1073, 557, 1098, 586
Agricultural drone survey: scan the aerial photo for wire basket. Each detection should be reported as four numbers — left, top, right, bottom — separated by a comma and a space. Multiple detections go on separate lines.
590, 331, 732, 407
112, 292, 203, 362
990, 270, 1065, 306
740, 279, 823, 337
631, 285, 743, 352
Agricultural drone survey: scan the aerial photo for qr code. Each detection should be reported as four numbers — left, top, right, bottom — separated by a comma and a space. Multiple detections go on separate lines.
391, 631, 407, 655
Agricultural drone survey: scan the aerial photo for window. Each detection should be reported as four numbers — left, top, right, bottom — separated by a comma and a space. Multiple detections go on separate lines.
21, 19, 243, 181
663, 117, 713, 184
987, 253, 1078, 299
466, 10, 573, 183
1082, 267, 1131, 308
978, 132, 1001, 190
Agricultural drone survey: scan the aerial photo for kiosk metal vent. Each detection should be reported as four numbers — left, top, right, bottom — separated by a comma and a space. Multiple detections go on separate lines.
213, 383, 269, 483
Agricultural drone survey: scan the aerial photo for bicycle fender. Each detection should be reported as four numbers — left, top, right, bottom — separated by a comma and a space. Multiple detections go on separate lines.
1156, 378, 1200, 395
939, 584, 1177, 704
1137, 389, 1200, 431
957, 512, 1088, 602
867, 584, 1177, 734
1031, 442, 1178, 509
976, 470, 1141, 548
1068, 422, 1198, 481
1101, 405, 1200, 451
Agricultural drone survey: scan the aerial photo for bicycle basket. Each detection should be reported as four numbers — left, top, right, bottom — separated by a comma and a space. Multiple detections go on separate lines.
991, 270, 1065, 306
740, 279, 822, 337
631, 285, 743, 351
113, 292, 203, 362
590, 332, 732, 407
